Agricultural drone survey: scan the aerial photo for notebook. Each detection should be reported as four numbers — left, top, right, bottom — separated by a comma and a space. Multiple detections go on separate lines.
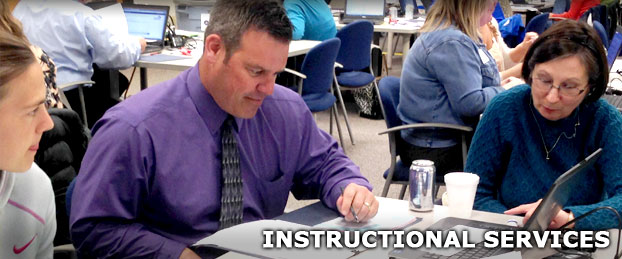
388, 148, 603, 259
122, 4, 170, 54
341, 0, 386, 25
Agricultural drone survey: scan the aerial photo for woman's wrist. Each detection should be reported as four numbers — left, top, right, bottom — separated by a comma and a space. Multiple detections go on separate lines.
567, 211, 575, 228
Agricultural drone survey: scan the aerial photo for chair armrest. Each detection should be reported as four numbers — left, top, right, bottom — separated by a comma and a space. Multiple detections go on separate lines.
335, 62, 343, 69
282, 68, 307, 95
282, 68, 307, 79
57, 80, 96, 90
378, 123, 473, 135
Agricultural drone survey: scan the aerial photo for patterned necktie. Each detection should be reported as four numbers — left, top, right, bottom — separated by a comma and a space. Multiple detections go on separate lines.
219, 116, 244, 229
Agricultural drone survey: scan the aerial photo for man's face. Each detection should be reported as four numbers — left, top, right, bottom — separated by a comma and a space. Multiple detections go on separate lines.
206, 29, 289, 118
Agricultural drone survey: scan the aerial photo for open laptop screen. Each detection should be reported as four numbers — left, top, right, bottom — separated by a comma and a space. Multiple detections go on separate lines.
523, 148, 602, 231
345, 0, 384, 17
124, 6, 169, 42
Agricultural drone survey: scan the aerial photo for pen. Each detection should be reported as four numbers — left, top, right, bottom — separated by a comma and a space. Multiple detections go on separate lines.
340, 186, 359, 223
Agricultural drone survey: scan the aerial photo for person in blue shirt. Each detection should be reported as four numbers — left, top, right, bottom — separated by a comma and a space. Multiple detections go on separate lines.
397, 0, 511, 179
466, 20, 622, 230
10, 0, 148, 127
283, 0, 337, 41
10, 0, 146, 87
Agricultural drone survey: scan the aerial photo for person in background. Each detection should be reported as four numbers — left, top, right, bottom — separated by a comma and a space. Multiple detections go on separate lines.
466, 20, 622, 230
10, 0, 147, 126
479, 16, 538, 80
9, 0, 145, 87
284, 0, 337, 41
0, 0, 62, 109
398, 0, 509, 180
70, 1, 377, 258
0, 31, 56, 258
550, 0, 600, 20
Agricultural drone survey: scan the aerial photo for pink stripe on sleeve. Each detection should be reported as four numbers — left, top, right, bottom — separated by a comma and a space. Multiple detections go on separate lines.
7, 199, 46, 225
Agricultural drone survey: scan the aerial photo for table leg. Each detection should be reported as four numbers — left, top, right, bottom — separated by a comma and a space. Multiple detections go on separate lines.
140, 67, 148, 90
386, 32, 394, 70
402, 34, 411, 62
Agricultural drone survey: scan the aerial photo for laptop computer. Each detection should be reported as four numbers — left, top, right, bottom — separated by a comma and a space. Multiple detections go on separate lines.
389, 148, 603, 259
340, 0, 386, 25
122, 4, 170, 54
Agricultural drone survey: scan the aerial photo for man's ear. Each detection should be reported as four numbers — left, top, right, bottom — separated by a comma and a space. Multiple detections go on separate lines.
203, 34, 224, 63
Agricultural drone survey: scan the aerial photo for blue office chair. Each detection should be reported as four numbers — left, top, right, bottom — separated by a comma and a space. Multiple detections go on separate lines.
593, 20, 609, 49
525, 13, 551, 35
283, 38, 347, 150
607, 32, 622, 71
377, 76, 472, 199
334, 20, 384, 145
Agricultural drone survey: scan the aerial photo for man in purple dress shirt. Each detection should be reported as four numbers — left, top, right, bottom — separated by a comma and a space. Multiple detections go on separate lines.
69, 0, 377, 258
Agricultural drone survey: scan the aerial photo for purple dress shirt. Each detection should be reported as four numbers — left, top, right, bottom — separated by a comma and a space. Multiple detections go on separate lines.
69, 64, 372, 258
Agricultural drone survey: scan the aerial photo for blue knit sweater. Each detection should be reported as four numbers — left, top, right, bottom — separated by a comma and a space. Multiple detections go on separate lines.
465, 84, 622, 230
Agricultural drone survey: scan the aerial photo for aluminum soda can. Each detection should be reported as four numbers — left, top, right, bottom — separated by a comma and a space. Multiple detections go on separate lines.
409, 159, 435, 211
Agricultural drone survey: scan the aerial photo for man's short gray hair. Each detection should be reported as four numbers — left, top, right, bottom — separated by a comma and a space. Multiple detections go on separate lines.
204, 0, 293, 61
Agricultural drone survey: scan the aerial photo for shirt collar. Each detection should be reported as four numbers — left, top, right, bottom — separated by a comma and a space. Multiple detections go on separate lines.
0, 170, 15, 210
186, 64, 242, 136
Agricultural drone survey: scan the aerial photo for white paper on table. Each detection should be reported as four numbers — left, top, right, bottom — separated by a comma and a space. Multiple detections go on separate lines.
313, 198, 422, 231
195, 220, 354, 259
94, 3, 128, 36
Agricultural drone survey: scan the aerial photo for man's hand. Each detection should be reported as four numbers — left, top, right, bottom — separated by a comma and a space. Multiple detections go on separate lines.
336, 183, 378, 222
138, 37, 147, 53
179, 248, 201, 259
504, 199, 574, 229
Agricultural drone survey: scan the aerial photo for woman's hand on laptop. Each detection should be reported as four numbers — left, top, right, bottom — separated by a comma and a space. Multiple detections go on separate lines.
504, 199, 575, 229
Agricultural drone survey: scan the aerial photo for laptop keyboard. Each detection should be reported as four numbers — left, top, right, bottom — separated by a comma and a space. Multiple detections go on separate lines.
420, 242, 508, 259
143, 44, 163, 54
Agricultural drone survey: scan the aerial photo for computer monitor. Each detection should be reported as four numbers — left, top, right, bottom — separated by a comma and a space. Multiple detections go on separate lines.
123, 4, 169, 42
345, 0, 385, 18
342, 0, 385, 24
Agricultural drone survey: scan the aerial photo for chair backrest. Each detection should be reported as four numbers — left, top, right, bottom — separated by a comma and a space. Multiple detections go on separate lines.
66, 178, 77, 215
300, 38, 341, 95
593, 20, 609, 49
552, 0, 570, 14
581, 5, 607, 28
378, 76, 402, 129
608, 32, 622, 70
525, 13, 551, 34
492, 2, 505, 23
336, 20, 374, 72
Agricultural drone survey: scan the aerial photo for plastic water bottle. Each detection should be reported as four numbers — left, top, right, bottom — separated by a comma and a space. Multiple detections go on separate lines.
405, 3, 414, 20
415, 0, 426, 15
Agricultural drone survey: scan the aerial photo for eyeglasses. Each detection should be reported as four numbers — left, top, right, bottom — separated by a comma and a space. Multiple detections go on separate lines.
531, 76, 588, 97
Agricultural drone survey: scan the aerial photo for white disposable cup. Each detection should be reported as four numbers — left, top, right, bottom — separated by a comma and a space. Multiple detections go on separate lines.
444, 172, 480, 218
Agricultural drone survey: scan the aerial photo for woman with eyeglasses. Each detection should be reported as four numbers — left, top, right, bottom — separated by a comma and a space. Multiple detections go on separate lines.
0, 31, 55, 257
465, 20, 622, 230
